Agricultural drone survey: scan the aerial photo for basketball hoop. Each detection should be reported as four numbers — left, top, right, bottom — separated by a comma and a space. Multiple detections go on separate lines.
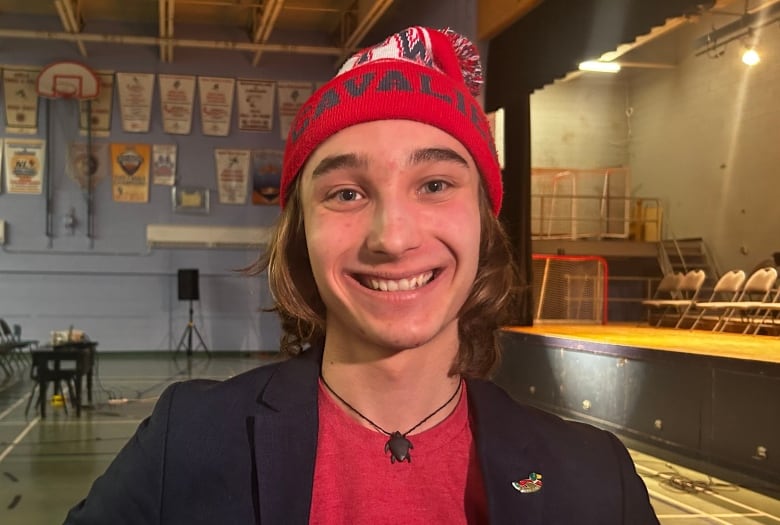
37, 60, 102, 247
36, 61, 100, 100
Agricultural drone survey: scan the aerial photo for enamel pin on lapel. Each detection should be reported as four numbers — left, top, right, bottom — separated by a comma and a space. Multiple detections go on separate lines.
512, 472, 543, 494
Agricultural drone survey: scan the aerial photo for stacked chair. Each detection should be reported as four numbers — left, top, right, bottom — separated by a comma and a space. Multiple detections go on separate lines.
690, 267, 777, 333
752, 287, 780, 335
642, 269, 706, 328
0, 318, 35, 377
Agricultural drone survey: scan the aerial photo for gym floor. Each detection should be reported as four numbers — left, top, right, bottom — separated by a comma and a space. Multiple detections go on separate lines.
0, 353, 778, 524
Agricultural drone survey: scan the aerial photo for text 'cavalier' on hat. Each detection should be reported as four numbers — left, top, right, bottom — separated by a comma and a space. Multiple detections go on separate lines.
280, 26, 503, 215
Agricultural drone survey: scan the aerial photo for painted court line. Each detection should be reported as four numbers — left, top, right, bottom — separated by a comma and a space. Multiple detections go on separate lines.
648, 489, 735, 524
0, 418, 39, 464
636, 461, 780, 522
0, 394, 31, 421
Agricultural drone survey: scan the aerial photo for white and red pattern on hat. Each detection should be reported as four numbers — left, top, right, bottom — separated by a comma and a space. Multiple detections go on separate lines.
280, 26, 502, 215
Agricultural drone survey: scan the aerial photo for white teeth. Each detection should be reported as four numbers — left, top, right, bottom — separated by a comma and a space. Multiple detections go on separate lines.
364, 271, 434, 291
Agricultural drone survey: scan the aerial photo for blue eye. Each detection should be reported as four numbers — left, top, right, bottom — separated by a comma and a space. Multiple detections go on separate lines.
335, 189, 361, 201
422, 181, 447, 193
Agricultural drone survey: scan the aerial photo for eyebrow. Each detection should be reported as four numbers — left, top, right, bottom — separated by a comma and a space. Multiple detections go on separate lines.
310, 147, 469, 179
408, 147, 469, 168
311, 153, 367, 178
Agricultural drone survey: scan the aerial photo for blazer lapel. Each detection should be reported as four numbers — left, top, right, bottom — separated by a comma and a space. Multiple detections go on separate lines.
469, 379, 545, 525
251, 349, 322, 524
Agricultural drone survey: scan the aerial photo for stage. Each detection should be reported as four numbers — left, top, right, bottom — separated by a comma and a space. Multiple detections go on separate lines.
494, 323, 780, 488
504, 323, 780, 364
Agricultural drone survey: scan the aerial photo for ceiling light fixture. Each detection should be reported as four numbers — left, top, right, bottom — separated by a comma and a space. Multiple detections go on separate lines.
578, 60, 621, 73
741, 45, 760, 65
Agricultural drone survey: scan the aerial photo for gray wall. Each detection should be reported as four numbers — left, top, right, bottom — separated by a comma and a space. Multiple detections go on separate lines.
530, 11, 779, 272
0, 2, 478, 351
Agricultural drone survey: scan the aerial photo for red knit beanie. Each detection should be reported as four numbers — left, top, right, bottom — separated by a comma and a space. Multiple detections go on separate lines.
280, 26, 502, 215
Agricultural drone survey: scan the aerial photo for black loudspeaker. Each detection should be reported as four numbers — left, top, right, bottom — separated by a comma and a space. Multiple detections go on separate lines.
178, 269, 200, 301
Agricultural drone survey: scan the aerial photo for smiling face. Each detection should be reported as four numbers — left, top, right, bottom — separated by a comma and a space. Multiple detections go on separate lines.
299, 120, 482, 359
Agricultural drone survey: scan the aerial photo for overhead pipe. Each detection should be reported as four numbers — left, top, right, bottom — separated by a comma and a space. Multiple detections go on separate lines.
0, 28, 343, 56
694, 0, 780, 49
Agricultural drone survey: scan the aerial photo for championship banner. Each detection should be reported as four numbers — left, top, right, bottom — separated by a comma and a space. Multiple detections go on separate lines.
79, 72, 114, 137
111, 143, 150, 202
251, 149, 282, 205
236, 79, 275, 132
277, 81, 312, 140
214, 149, 249, 205
159, 74, 195, 135
152, 144, 177, 186
198, 76, 235, 136
67, 142, 108, 189
3, 68, 40, 134
116, 72, 155, 133
4, 138, 45, 194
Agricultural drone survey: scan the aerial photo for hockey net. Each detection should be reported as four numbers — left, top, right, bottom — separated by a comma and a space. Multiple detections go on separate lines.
532, 254, 608, 324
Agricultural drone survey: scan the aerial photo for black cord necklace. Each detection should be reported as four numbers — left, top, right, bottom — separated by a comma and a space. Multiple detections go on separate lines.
320, 374, 463, 464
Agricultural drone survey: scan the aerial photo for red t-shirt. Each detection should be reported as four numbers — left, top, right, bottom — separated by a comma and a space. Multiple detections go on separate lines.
310, 380, 488, 524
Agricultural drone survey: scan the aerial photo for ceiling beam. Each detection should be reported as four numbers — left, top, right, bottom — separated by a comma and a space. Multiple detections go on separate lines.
54, 0, 87, 56
251, 0, 284, 66
338, 0, 394, 63
478, 0, 542, 40
168, 0, 175, 62
158, 0, 168, 61
561, 15, 691, 82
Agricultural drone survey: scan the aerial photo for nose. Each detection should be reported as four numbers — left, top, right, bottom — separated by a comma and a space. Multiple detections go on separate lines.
365, 198, 422, 257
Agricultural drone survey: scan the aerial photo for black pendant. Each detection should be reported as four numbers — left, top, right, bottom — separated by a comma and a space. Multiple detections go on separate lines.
385, 431, 413, 463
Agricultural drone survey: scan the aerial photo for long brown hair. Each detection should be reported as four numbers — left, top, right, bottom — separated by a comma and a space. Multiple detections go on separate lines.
247, 178, 522, 379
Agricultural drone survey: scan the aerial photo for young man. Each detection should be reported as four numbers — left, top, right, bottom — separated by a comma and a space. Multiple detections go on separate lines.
66, 27, 658, 524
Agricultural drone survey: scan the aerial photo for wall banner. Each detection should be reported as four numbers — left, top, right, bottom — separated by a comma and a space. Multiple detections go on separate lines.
4, 138, 45, 194
116, 72, 155, 133
250, 149, 282, 205
79, 72, 114, 137
67, 142, 108, 189
3, 68, 40, 134
277, 81, 312, 140
214, 149, 249, 205
236, 79, 275, 132
198, 76, 235, 136
159, 74, 195, 135
111, 143, 150, 202
152, 144, 177, 186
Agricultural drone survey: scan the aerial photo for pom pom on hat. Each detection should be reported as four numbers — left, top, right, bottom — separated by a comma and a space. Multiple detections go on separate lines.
281, 26, 502, 214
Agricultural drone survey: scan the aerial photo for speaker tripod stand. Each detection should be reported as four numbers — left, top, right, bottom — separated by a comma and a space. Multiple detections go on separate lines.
176, 300, 210, 357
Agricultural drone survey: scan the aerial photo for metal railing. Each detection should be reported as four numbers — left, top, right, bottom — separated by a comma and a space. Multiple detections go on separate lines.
532, 194, 663, 241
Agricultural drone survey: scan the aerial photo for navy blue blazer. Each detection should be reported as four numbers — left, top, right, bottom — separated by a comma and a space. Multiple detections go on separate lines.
65, 347, 659, 524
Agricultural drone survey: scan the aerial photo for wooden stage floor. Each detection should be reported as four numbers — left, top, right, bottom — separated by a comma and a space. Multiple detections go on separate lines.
504, 323, 780, 364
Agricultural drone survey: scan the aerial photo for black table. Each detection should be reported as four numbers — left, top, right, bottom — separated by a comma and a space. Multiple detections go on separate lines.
29, 341, 97, 418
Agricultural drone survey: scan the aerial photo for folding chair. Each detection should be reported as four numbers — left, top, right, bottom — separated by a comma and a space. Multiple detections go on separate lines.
752, 287, 780, 335
643, 269, 706, 328
694, 267, 777, 333
0, 319, 35, 370
689, 270, 746, 330
0, 319, 24, 374
641, 272, 683, 326
720, 267, 777, 333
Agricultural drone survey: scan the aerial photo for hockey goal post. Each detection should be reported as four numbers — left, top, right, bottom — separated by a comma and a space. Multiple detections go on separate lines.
532, 254, 608, 324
